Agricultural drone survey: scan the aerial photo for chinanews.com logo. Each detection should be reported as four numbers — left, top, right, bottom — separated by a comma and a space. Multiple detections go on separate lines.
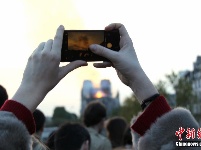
175, 127, 201, 147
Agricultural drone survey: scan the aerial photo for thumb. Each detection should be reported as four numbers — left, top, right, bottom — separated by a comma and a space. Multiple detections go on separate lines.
89, 44, 118, 62
59, 60, 88, 79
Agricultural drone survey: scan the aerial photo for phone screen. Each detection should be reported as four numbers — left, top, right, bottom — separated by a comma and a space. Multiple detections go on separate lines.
67, 31, 104, 50
61, 29, 120, 62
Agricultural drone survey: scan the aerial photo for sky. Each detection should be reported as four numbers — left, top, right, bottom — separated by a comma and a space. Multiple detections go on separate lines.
0, 0, 200, 117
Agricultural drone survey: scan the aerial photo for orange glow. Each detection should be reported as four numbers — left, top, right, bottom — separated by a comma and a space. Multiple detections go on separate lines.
94, 91, 105, 99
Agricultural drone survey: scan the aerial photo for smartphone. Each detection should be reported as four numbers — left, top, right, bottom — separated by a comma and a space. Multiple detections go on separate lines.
60, 29, 120, 62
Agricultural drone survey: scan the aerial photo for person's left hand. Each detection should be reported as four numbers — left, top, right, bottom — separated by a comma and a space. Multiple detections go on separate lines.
13, 25, 88, 112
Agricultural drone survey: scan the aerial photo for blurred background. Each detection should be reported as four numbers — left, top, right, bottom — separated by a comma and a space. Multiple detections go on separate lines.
0, 0, 200, 129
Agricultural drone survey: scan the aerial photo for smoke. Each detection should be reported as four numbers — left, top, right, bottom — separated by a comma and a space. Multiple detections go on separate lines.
75, 63, 101, 88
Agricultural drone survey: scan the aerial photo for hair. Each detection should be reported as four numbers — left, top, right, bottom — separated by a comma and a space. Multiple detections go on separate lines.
106, 116, 128, 148
54, 122, 90, 150
33, 109, 46, 133
0, 85, 8, 107
46, 131, 56, 150
123, 127, 133, 146
83, 101, 106, 127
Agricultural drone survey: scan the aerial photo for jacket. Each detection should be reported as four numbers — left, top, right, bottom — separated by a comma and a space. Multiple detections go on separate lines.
131, 96, 201, 150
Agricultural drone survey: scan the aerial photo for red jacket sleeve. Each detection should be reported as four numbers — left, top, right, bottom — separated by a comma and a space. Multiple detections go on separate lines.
0, 100, 35, 134
131, 96, 171, 136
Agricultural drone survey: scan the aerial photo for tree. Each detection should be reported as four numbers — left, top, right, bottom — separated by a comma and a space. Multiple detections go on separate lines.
166, 71, 197, 108
155, 80, 177, 107
53, 107, 68, 120
52, 107, 78, 126
111, 94, 141, 123
155, 80, 169, 98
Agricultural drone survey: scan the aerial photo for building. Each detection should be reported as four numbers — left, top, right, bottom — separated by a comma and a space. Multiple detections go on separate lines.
182, 56, 201, 124
80, 80, 120, 116
183, 56, 201, 101
192, 56, 201, 101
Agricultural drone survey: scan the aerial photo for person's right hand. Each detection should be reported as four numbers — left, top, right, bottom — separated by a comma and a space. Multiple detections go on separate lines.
89, 23, 141, 87
90, 23, 158, 103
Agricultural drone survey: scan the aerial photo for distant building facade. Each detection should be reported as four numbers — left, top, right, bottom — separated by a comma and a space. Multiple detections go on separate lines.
182, 56, 201, 120
183, 56, 201, 100
192, 56, 201, 101
80, 80, 120, 116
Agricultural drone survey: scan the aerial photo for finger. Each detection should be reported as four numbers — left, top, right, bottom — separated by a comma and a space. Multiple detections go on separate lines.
52, 25, 64, 56
105, 23, 132, 47
105, 23, 128, 37
31, 42, 45, 57
58, 60, 88, 79
93, 61, 113, 68
43, 39, 53, 52
36, 42, 45, 52
89, 44, 118, 62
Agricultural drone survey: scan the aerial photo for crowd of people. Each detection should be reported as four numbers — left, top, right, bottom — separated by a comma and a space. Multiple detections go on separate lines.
0, 23, 200, 150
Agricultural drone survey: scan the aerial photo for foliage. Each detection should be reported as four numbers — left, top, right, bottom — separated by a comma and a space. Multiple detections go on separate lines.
51, 107, 78, 126
111, 94, 141, 123
154, 80, 177, 107
166, 71, 198, 108
155, 80, 169, 98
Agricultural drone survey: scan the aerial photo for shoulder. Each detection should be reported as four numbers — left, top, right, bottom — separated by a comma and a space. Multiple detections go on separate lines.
0, 111, 31, 149
99, 134, 112, 149
87, 128, 112, 150
136, 107, 200, 150
0, 111, 30, 134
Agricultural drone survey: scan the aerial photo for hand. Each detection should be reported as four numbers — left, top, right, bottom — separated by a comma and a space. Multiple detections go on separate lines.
89, 23, 158, 103
13, 25, 88, 112
90, 23, 141, 86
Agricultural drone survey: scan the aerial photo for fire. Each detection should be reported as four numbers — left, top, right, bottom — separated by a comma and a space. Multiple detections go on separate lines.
94, 91, 105, 99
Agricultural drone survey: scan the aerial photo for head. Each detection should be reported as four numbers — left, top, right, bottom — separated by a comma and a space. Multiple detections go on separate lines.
105, 117, 127, 148
83, 101, 106, 131
54, 122, 90, 150
0, 85, 8, 107
33, 109, 46, 138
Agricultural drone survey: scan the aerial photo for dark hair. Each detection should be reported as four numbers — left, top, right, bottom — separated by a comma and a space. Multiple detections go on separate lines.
106, 117, 127, 148
33, 109, 46, 132
55, 122, 90, 150
123, 127, 132, 146
83, 101, 106, 127
0, 85, 8, 107
46, 131, 56, 150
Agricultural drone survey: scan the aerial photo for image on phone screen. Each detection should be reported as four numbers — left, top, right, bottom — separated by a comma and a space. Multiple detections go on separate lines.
68, 31, 104, 50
